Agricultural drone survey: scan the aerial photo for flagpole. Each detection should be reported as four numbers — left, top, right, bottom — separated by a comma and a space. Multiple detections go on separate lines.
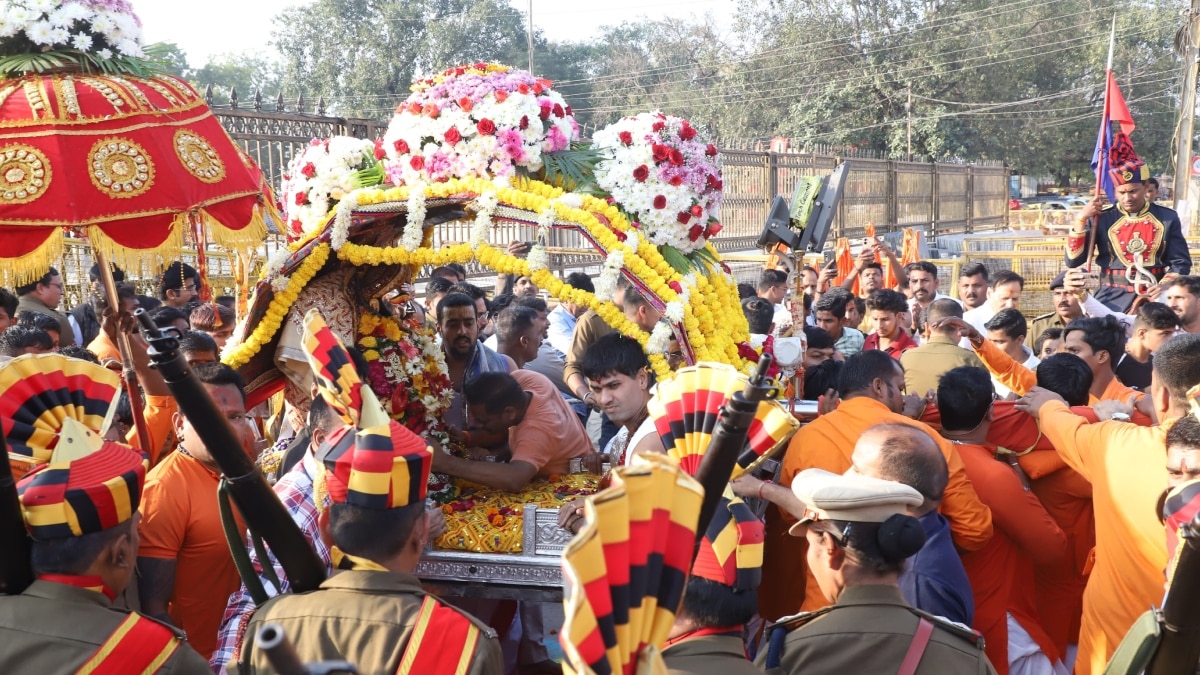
1087, 15, 1118, 272
1095, 14, 1116, 199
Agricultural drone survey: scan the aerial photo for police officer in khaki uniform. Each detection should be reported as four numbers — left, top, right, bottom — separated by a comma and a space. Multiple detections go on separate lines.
899, 298, 986, 397
236, 404, 503, 673
1029, 272, 1082, 343
0, 430, 211, 673
758, 469, 997, 675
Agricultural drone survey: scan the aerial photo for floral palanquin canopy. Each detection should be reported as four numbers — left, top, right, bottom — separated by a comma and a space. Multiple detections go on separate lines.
0, 71, 273, 285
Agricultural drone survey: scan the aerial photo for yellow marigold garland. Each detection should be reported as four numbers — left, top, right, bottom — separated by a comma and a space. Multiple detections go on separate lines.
223, 242, 331, 369
226, 176, 749, 379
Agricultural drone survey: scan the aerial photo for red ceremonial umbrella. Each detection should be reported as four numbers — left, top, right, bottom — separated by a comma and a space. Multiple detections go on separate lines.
0, 71, 274, 286
0, 3, 278, 453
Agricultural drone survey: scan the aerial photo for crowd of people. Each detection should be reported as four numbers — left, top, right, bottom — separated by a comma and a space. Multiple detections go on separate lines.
0, 156, 1198, 674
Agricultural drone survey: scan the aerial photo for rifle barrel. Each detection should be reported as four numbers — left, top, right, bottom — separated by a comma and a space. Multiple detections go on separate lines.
1146, 513, 1200, 674
0, 424, 33, 595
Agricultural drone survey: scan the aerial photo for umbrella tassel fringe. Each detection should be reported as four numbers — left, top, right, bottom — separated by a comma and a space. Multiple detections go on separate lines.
86, 222, 185, 279
202, 205, 269, 257
0, 234, 64, 289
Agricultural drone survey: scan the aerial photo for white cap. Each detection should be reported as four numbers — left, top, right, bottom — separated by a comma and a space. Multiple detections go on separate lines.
787, 469, 924, 536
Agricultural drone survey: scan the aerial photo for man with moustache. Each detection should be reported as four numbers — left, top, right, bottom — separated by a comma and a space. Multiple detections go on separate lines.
438, 293, 516, 450
1030, 272, 1084, 342
957, 263, 989, 311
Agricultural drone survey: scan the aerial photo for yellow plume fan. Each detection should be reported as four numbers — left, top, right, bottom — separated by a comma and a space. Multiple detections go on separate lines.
301, 309, 390, 430
646, 362, 799, 479
0, 353, 121, 478
560, 453, 701, 675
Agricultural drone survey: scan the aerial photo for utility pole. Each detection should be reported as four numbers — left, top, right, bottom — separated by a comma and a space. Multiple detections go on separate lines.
527, 0, 535, 74
1174, 0, 1200, 214
905, 85, 912, 162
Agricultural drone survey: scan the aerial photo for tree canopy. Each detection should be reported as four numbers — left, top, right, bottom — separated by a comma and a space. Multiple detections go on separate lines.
174, 0, 1189, 182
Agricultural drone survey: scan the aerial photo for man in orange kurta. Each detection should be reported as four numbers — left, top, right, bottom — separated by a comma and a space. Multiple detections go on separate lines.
936, 366, 1066, 675
1014, 333, 1200, 674
762, 350, 993, 620
938, 317, 1143, 405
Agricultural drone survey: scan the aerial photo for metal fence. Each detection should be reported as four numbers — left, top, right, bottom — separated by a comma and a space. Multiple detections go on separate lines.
212, 103, 1011, 260
716, 149, 1009, 249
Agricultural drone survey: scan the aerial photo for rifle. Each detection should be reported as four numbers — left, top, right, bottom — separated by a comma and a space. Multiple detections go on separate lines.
135, 310, 327, 594
256, 624, 357, 675
692, 354, 779, 551
0, 424, 33, 595
1145, 512, 1200, 674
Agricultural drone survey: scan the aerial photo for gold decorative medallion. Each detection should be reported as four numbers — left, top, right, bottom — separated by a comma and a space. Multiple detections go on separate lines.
0, 144, 51, 205
88, 138, 154, 198
173, 129, 225, 183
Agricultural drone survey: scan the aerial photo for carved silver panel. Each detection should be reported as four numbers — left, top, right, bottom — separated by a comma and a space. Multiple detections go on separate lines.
419, 504, 569, 587
416, 552, 563, 586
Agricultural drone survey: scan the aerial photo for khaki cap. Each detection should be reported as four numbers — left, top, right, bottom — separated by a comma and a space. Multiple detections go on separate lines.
787, 469, 924, 536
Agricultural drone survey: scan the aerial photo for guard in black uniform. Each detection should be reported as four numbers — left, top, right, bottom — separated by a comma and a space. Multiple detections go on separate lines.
1066, 153, 1190, 312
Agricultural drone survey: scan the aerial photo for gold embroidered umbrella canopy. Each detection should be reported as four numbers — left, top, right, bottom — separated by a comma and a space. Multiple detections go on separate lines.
0, 0, 276, 287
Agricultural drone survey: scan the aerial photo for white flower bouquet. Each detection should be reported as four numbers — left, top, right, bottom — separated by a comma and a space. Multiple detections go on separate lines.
281, 136, 386, 240
0, 0, 157, 76
382, 63, 580, 186
592, 111, 724, 265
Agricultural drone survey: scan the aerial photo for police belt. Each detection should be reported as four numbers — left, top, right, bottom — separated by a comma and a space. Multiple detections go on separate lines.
1100, 267, 1165, 292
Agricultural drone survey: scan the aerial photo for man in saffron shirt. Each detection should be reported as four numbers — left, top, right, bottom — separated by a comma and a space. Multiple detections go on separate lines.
937, 367, 1067, 675
1015, 334, 1200, 673
137, 363, 258, 660
938, 317, 1144, 405
759, 350, 992, 620
863, 289, 919, 358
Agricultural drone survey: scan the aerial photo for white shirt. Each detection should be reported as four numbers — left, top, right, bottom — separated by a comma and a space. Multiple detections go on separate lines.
963, 303, 998, 336
547, 304, 577, 357
1080, 293, 1135, 337
993, 346, 1040, 398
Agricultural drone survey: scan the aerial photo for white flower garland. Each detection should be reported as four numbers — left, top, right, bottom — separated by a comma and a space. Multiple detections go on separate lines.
470, 191, 499, 249
402, 185, 427, 250
330, 189, 362, 251
664, 300, 684, 323
536, 202, 556, 240
594, 249, 624, 302
527, 245, 549, 271
646, 321, 674, 354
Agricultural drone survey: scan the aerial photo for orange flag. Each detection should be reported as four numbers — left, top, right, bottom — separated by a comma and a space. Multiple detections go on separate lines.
864, 223, 898, 290
901, 228, 921, 266
834, 237, 854, 286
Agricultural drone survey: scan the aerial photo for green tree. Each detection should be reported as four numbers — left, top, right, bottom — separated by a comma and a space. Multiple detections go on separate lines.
190, 53, 284, 107
270, 0, 531, 118
152, 42, 190, 79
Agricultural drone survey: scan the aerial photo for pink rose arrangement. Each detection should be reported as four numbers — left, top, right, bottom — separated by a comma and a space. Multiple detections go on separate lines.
382, 62, 580, 185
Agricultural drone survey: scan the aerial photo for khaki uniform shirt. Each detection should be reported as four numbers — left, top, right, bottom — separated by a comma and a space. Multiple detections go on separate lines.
663, 634, 765, 675
16, 295, 74, 347
237, 569, 503, 675
758, 585, 997, 675
0, 580, 211, 673
899, 334, 987, 397
1029, 312, 1068, 343
562, 309, 615, 386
